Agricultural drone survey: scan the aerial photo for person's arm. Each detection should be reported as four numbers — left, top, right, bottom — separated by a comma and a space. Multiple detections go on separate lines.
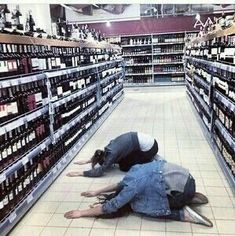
64, 205, 104, 219
83, 150, 116, 177
102, 181, 138, 214
74, 159, 92, 165
81, 183, 119, 197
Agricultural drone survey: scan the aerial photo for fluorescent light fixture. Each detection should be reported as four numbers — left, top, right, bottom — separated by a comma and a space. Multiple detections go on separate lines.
106, 21, 111, 27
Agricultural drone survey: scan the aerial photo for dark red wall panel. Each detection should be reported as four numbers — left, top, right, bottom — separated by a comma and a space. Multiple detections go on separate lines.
87, 14, 213, 36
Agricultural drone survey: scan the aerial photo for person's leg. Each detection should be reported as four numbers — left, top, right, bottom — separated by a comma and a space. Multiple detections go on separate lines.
167, 174, 196, 209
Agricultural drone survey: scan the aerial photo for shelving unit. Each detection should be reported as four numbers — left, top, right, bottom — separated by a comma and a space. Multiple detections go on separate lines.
0, 33, 124, 235
121, 31, 197, 85
185, 25, 235, 189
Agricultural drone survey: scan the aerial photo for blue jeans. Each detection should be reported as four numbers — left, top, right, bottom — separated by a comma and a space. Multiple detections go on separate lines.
161, 174, 196, 220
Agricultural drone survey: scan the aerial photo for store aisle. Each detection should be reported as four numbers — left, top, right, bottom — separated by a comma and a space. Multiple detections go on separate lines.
9, 86, 235, 236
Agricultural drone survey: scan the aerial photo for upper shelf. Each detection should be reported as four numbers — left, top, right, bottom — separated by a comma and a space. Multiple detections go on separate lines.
188, 24, 235, 45
0, 33, 121, 50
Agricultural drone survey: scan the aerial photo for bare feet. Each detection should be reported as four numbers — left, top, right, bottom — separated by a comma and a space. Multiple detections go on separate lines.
64, 210, 82, 219
66, 171, 83, 177
74, 160, 88, 165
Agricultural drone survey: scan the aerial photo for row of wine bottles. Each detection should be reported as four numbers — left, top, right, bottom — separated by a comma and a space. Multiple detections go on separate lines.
126, 66, 152, 74
0, 61, 122, 125
186, 35, 235, 64
154, 65, 184, 73
185, 58, 235, 102
153, 45, 184, 54
0, 81, 124, 222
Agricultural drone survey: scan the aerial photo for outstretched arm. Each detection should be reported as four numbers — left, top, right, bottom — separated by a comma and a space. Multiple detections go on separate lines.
64, 205, 103, 219
81, 183, 119, 197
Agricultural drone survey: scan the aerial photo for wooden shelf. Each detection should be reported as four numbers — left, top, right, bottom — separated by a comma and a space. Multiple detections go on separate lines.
0, 33, 121, 50
189, 24, 235, 45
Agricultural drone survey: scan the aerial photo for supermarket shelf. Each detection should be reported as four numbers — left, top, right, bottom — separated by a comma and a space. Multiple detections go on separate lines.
187, 91, 235, 193
0, 33, 121, 50
54, 103, 97, 140
153, 61, 183, 65
122, 44, 151, 47
123, 53, 152, 57
214, 89, 235, 114
126, 73, 152, 76
0, 73, 45, 88
153, 41, 184, 45
124, 82, 185, 87
214, 118, 235, 153
154, 71, 184, 75
45, 59, 122, 78
189, 24, 235, 45
0, 137, 51, 184
187, 81, 210, 117
193, 74, 210, 92
153, 52, 184, 55
0, 106, 49, 136
0, 94, 124, 236
125, 63, 152, 66
184, 55, 235, 73
100, 71, 123, 86
53, 84, 97, 108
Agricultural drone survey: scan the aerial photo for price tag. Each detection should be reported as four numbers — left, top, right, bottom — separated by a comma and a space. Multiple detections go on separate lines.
52, 167, 57, 175
22, 156, 29, 165
41, 142, 46, 150
57, 163, 62, 169
0, 173, 6, 183
9, 212, 17, 223
27, 194, 33, 204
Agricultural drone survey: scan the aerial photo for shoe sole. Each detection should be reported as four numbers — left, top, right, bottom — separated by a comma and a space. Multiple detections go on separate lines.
185, 206, 213, 227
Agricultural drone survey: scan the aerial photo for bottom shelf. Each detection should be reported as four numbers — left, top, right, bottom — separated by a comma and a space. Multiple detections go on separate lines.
124, 81, 185, 87
0, 94, 124, 236
186, 92, 235, 194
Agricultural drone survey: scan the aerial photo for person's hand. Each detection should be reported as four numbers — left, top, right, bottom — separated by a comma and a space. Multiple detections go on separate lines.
74, 160, 88, 165
66, 171, 83, 177
89, 203, 102, 208
64, 210, 82, 219
81, 190, 99, 197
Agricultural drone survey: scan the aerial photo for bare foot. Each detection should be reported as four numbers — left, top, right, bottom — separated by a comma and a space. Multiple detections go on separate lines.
64, 210, 82, 219
66, 172, 83, 177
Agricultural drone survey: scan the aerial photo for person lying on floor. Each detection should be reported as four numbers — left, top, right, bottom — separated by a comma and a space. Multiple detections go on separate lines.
64, 159, 212, 227
67, 131, 158, 177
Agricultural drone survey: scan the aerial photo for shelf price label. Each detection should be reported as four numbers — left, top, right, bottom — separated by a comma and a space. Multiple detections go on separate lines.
22, 156, 29, 165
0, 173, 6, 183
9, 212, 17, 223
27, 194, 33, 204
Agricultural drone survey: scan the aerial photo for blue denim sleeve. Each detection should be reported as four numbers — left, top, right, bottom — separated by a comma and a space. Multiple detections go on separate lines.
83, 150, 116, 177
102, 181, 138, 213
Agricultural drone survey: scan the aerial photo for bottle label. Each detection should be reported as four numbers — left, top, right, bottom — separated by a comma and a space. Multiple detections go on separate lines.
13, 143, 17, 153
3, 197, 8, 205
9, 192, 13, 201
7, 146, 12, 155
0, 201, 4, 209
18, 184, 22, 192
2, 149, 7, 159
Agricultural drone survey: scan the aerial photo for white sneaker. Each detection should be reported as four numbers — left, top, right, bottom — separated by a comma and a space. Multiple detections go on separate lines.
183, 205, 213, 227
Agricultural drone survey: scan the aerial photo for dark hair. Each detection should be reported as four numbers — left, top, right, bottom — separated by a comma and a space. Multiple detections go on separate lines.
96, 186, 132, 218
91, 149, 105, 168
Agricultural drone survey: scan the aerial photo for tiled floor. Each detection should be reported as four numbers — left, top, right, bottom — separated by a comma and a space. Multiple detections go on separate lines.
9, 87, 235, 236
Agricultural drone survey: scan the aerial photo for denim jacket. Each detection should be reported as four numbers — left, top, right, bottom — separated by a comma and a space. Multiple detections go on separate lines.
102, 160, 171, 217
83, 132, 139, 177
